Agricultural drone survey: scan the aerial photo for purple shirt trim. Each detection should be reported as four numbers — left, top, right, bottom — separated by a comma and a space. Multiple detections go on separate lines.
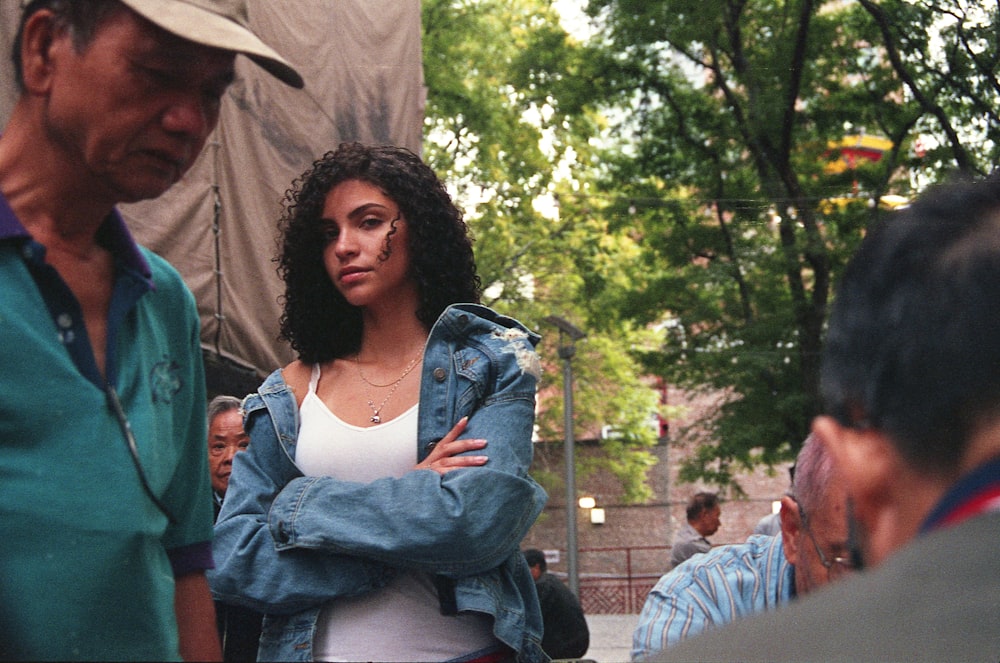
168, 540, 215, 577
0, 189, 152, 281
0, 184, 30, 239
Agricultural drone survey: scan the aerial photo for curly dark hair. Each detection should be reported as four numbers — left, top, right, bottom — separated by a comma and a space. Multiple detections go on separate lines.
277, 142, 481, 363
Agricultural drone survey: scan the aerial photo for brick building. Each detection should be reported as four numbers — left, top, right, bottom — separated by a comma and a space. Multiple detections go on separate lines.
520, 386, 794, 613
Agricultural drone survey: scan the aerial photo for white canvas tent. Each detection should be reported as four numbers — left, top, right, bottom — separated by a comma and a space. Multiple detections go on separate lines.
0, 1, 424, 396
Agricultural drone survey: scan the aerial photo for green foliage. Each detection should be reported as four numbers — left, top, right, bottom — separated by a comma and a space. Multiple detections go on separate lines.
537, 331, 663, 504
421, 0, 1000, 493
421, 0, 662, 504
577, 0, 1000, 488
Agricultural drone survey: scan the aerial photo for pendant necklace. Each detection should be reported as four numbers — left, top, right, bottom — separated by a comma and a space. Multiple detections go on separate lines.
357, 351, 422, 423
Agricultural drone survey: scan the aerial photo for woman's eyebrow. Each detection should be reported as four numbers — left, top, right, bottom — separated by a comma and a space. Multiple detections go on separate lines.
347, 202, 392, 219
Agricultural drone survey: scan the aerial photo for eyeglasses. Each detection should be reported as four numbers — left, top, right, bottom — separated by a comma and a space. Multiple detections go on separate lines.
795, 498, 854, 579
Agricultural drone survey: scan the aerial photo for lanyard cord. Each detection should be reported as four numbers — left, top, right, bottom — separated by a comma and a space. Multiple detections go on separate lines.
105, 385, 179, 526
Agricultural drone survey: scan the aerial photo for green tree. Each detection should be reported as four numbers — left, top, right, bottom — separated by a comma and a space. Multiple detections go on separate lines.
421, 0, 661, 502
575, 0, 1000, 488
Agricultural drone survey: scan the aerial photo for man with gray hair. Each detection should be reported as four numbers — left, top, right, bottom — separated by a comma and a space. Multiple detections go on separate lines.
207, 395, 249, 513
632, 435, 851, 660
206, 395, 261, 662
0, 1, 300, 659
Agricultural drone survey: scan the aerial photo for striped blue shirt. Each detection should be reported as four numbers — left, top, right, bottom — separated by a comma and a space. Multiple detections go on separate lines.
632, 534, 794, 661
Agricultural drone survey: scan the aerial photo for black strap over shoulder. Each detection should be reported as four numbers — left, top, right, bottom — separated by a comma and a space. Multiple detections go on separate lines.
434, 574, 458, 615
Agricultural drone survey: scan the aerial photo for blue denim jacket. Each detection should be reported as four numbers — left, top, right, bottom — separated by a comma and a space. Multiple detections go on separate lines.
209, 304, 549, 662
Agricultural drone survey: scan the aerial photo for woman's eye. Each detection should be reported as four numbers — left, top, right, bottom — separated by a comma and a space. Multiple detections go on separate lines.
322, 226, 339, 241
361, 217, 383, 229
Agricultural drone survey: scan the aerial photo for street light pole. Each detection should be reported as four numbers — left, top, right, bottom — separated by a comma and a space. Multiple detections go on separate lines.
544, 315, 586, 597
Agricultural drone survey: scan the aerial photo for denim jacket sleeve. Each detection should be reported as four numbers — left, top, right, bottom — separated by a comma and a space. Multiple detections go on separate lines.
208, 373, 395, 615
267, 307, 548, 578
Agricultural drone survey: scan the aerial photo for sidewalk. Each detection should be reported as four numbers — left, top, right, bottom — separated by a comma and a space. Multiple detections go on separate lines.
582, 614, 639, 663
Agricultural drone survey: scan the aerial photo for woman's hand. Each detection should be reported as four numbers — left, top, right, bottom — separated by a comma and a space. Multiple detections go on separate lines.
414, 417, 488, 476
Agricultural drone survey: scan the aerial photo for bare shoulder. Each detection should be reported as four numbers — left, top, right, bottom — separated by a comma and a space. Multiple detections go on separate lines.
282, 360, 312, 407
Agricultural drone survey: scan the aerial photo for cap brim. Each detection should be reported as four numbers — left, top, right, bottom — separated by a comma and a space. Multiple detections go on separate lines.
119, 0, 304, 88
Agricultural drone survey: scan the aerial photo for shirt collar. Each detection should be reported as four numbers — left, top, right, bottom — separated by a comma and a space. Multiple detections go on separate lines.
0, 191, 30, 241
0, 188, 152, 281
920, 454, 1000, 533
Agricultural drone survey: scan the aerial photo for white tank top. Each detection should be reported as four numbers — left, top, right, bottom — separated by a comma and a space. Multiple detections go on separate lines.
296, 364, 418, 480
294, 364, 496, 662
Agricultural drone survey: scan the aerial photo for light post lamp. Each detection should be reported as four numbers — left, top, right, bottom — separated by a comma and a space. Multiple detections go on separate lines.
544, 315, 586, 597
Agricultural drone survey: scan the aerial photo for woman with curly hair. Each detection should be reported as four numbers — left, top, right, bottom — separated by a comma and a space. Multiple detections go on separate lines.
210, 143, 548, 662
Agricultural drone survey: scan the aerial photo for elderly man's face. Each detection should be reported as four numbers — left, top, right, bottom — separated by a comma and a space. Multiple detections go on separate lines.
208, 409, 249, 495
36, 7, 235, 203
781, 481, 852, 595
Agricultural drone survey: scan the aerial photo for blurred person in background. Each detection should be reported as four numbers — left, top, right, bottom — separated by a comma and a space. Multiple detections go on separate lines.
207, 395, 250, 515
633, 435, 850, 659
206, 395, 262, 662
524, 548, 590, 660
669, 492, 721, 569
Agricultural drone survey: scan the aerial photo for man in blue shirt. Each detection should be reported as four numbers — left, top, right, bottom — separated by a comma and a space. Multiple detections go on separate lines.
655, 175, 1000, 661
0, 1, 300, 659
633, 434, 850, 660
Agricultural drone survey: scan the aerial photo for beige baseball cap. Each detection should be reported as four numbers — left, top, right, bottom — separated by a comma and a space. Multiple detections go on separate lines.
121, 0, 303, 88
117, 0, 303, 88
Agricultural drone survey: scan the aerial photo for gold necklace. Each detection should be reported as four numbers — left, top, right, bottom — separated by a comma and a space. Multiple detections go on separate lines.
356, 352, 422, 424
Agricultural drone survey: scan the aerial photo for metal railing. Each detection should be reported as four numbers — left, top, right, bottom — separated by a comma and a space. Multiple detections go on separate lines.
553, 545, 672, 614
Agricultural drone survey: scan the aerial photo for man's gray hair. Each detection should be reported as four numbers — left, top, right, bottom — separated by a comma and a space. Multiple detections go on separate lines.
207, 395, 242, 426
789, 433, 836, 516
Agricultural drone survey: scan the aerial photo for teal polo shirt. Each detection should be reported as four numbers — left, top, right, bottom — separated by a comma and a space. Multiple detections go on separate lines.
0, 197, 213, 660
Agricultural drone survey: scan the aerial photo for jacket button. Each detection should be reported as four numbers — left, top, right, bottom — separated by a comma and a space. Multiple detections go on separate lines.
276, 522, 290, 543
433, 367, 447, 381
457, 314, 469, 326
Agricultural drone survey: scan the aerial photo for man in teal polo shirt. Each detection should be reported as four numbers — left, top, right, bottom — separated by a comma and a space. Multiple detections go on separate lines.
0, 0, 301, 659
